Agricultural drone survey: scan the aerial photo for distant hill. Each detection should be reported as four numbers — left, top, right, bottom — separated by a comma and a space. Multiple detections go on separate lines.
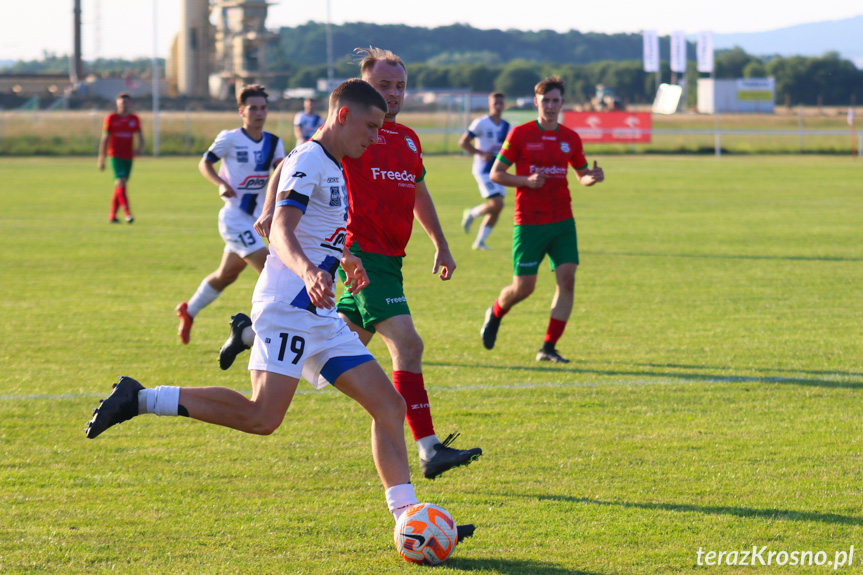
714, 15, 862, 67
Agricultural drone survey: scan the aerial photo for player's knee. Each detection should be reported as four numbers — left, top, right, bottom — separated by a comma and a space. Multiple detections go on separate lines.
244, 406, 285, 435
248, 416, 283, 436
380, 386, 407, 422
514, 283, 535, 300
211, 270, 240, 289
397, 332, 424, 359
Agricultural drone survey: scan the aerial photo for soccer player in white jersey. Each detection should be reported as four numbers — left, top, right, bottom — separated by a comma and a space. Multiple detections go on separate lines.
85, 79, 475, 543
459, 92, 511, 250
293, 97, 324, 146
176, 85, 286, 345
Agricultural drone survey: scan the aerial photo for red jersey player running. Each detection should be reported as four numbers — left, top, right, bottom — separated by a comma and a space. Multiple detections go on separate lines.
480, 76, 605, 363
219, 47, 482, 480
98, 92, 145, 223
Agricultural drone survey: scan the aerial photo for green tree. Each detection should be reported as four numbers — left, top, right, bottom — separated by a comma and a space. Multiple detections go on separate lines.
495, 63, 542, 97
743, 61, 767, 78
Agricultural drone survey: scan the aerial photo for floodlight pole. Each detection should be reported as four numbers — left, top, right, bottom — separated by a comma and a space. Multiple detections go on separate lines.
152, 0, 160, 157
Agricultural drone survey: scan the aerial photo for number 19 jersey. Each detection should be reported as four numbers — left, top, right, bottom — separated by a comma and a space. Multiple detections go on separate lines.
252, 141, 348, 319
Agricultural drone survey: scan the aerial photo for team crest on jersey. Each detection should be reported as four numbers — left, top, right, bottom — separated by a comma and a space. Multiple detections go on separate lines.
237, 151, 249, 163
329, 186, 342, 206
404, 136, 417, 153
560, 142, 571, 153
254, 150, 264, 164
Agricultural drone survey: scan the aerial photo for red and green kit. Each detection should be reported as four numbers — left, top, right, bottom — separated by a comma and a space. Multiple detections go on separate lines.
497, 120, 588, 226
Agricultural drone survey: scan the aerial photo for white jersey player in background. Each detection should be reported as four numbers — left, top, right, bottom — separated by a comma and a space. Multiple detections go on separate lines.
293, 97, 325, 146
459, 92, 510, 250
86, 79, 475, 544
176, 84, 286, 345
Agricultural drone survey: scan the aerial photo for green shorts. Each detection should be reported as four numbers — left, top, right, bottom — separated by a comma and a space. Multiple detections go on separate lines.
337, 244, 410, 333
111, 157, 133, 180
512, 218, 579, 276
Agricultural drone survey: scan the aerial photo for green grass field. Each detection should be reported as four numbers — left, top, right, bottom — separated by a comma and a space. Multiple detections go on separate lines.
1, 154, 862, 574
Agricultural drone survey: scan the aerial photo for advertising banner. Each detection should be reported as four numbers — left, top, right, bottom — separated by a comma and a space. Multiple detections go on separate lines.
670, 31, 687, 73
561, 111, 652, 143
643, 30, 659, 73
697, 31, 714, 73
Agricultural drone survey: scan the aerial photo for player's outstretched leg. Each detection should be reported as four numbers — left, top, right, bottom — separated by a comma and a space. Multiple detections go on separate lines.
85, 376, 143, 438
176, 302, 193, 344
219, 313, 253, 370
419, 432, 483, 480
480, 306, 501, 350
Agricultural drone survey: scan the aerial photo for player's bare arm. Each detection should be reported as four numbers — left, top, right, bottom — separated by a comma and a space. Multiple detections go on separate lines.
270, 202, 336, 309
340, 248, 370, 295
489, 158, 545, 189
413, 180, 456, 280
198, 156, 236, 198
97, 133, 108, 170
575, 160, 605, 187
458, 133, 494, 161
135, 131, 146, 156
254, 160, 285, 238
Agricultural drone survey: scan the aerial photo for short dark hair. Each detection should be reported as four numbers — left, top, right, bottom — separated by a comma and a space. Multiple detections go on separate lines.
535, 76, 565, 97
330, 79, 387, 114
116, 92, 131, 100
237, 84, 269, 106
490, 92, 505, 100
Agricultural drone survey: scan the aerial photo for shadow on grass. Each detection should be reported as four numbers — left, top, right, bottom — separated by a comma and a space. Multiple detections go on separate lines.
424, 360, 863, 389
534, 494, 863, 527
585, 250, 863, 263
445, 556, 612, 575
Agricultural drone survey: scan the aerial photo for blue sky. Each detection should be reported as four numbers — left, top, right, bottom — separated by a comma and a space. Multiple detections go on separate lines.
3, 0, 861, 61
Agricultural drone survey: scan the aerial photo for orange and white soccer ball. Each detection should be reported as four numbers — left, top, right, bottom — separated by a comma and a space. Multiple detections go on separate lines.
394, 502, 458, 565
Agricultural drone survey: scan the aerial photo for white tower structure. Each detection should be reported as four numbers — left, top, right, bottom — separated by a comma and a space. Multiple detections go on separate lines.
170, 0, 277, 99
210, 0, 278, 99
176, 0, 212, 97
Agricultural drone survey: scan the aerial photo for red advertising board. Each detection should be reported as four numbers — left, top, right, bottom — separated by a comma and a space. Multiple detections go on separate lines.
561, 111, 652, 143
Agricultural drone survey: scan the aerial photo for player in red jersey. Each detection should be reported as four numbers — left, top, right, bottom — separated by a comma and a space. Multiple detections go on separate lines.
98, 93, 145, 223
480, 76, 605, 363
221, 48, 482, 481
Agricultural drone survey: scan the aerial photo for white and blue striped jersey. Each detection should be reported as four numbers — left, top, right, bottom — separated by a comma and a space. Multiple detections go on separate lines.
293, 112, 324, 142
253, 141, 347, 317
466, 115, 511, 175
204, 128, 285, 218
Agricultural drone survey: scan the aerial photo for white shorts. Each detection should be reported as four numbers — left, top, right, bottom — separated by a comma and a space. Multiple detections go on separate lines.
218, 206, 266, 258
473, 171, 506, 199
248, 300, 375, 389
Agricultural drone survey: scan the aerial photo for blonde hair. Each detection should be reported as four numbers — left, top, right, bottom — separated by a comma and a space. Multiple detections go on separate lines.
354, 46, 407, 77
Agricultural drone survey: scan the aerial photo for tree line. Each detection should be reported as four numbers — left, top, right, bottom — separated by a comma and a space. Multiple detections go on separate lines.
7, 23, 861, 107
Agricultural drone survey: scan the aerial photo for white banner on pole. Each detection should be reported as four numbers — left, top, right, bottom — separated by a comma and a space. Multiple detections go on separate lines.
670, 30, 687, 73
643, 30, 659, 73
697, 31, 714, 73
